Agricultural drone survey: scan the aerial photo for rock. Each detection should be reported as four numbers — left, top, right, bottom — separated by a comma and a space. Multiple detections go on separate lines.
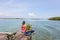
13, 30, 32, 40
0, 31, 32, 40
0, 33, 8, 40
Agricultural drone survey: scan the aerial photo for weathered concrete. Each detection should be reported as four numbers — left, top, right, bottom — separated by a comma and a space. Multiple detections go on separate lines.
0, 33, 8, 40
13, 30, 32, 40
0, 31, 32, 40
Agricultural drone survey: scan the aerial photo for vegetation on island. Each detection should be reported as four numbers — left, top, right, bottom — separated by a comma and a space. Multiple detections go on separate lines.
48, 17, 60, 20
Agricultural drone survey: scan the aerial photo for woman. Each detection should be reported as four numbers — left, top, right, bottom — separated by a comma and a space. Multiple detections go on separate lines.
21, 21, 34, 36
21, 21, 26, 33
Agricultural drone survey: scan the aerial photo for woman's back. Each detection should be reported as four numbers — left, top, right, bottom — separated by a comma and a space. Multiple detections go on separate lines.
21, 24, 26, 33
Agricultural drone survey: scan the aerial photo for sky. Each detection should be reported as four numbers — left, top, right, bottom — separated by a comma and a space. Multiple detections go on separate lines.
0, 0, 60, 18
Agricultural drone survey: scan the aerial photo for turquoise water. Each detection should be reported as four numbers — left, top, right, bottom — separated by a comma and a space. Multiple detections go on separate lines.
0, 19, 60, 40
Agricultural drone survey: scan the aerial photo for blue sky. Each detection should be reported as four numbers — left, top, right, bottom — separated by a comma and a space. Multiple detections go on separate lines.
0, 0, 60, 18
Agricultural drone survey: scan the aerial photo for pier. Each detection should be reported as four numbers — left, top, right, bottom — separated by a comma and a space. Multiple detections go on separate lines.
0, 31, 32, 40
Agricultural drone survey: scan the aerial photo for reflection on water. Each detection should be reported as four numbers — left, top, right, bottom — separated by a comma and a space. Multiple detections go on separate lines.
0, 19, 60, 40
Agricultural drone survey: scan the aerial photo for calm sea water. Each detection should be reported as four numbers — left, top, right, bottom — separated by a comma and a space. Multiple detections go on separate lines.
0, 19, 60, 40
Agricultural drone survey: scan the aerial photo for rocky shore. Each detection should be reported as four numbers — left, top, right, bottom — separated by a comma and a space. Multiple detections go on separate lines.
0, 31, 32, 40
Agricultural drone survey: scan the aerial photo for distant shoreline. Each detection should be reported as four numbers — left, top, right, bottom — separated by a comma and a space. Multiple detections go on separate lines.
48, 17, 60, 20
0, 18, 23, 19
0, 18, 41, 20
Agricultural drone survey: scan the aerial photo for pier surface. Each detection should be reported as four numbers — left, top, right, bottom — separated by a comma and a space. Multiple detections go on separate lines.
0, 31, 32, 40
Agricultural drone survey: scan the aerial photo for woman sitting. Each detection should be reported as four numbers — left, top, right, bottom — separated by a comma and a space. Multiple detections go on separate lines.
21, 21, 26, 33
21, 21, 34, 36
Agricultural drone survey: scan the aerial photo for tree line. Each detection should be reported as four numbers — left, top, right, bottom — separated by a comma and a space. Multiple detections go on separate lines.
48, 17, 60, 20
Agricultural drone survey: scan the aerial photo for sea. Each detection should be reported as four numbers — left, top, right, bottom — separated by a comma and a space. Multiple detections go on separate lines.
0, 18, 60, 40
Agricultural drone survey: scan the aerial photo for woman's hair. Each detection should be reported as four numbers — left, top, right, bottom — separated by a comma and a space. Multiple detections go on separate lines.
22, 21, 25, 25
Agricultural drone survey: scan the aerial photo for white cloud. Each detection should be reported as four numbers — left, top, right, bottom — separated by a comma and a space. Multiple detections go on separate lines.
0, 13, 7, 16
28, 12, 39, 18
0, 12, 22, 18
0, 13, 3, 16
28, 12, 36, 17
0, 12, 15, 17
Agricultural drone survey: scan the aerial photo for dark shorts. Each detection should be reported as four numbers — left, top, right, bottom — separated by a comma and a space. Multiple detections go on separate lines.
24, 30, 34, 36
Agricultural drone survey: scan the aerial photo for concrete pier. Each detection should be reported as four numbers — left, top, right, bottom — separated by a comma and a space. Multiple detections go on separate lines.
0, 31, 32, 40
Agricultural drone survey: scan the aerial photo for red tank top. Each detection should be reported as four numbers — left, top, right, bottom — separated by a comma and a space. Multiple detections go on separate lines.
21, 25, 26, 33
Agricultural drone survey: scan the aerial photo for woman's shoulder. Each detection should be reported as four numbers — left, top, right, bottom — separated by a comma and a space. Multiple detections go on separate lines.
22, 24, 26, 27
24, 24, 26, 26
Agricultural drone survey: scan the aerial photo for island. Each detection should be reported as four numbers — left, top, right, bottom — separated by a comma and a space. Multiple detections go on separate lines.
48, 17, 60, 20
